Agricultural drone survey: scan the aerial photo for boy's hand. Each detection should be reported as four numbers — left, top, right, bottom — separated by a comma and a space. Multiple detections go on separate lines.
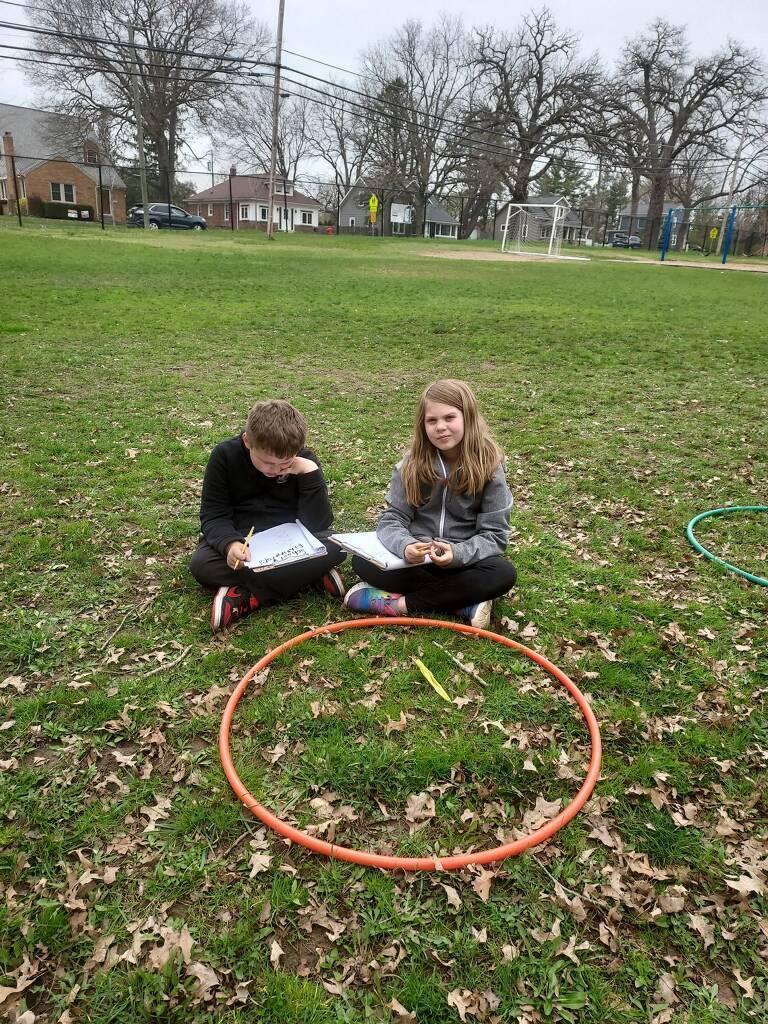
404, 542, 431, 564
226, 540, 251, 569
285, 456, 319, 475
429, 541, 454, 567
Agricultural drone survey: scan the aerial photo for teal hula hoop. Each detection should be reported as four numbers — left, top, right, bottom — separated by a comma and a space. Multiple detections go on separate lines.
686, 506, 768, 587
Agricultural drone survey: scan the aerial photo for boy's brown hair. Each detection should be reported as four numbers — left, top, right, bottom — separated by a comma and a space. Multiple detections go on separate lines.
245, 400, 307, 458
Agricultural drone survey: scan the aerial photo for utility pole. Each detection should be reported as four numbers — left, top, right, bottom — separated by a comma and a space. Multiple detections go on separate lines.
266, 0, 286, 240
717, 102, 753, 254
126, 22, 150, 230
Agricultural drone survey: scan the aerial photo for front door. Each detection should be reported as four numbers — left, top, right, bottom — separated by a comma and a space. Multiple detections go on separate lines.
99, 187, 112, 220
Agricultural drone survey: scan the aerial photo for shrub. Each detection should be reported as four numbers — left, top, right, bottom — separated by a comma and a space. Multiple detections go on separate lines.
40, 201, 95, 222
26, 195, 43, 217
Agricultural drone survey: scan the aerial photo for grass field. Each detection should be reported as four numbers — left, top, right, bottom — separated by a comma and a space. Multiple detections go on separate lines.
1, 220, 766, 1023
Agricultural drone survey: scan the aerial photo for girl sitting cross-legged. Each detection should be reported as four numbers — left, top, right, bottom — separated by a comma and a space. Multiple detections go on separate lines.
344, 379, 517, 629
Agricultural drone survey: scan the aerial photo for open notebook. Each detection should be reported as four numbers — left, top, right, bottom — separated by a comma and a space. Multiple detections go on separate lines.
329, 531, 431, 570
245, 520, 327, 572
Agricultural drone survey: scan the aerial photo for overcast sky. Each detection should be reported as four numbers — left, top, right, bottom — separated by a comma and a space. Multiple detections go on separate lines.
1, 0, 766, 173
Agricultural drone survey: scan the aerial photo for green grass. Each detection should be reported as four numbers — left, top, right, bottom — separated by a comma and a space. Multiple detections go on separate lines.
0, 219, 766, 1023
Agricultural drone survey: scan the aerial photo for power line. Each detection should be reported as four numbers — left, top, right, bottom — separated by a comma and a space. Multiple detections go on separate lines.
3, 12, 749, 176
2, 12, 764, 182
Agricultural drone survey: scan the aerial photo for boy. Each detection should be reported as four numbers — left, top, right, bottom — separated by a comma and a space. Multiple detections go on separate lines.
190, 400, 346, 630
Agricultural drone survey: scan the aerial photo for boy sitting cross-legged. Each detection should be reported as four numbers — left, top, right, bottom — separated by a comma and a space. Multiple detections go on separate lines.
190, 399, 346, 631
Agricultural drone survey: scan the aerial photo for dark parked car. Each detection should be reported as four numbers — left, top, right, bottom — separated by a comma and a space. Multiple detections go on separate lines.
127, 203, 207, 230
611, 232, 641, 249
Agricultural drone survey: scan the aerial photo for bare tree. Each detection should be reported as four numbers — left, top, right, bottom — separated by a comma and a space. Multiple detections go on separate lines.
473, 8, 602, 202
304, 82, 375, 193
612, 20, 765, 244
213, 87, 316, 180
360, 16, 473, 234
27, 0, 269, 186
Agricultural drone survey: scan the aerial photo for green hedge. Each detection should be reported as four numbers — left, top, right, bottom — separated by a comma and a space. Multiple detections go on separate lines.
40, 201, 95, 222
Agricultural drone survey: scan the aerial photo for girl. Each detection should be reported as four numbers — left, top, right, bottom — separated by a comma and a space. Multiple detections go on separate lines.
344, 380, 516, 628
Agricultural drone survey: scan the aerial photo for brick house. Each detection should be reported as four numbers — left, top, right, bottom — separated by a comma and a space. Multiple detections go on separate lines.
0, 103, 127, 223
188, 169, 321, 231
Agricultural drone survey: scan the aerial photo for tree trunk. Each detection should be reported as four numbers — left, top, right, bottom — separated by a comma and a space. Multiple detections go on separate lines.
645, 173, 668, 248
510, 157, 534, 203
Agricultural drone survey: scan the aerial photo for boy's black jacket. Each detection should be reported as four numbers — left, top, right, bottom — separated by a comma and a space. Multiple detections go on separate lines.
199, 435, 333, 555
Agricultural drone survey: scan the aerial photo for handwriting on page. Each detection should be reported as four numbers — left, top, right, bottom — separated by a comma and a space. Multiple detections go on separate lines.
248, 543, 308, 568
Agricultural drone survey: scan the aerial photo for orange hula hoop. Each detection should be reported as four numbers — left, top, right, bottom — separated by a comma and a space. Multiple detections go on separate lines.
219, 617, 602, 872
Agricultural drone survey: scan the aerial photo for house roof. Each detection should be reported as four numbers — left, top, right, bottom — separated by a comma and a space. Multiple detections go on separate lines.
496, 195, 584, 228
425, 198, 458, 225
0, 103, 126, 189
189, 175, 320, 207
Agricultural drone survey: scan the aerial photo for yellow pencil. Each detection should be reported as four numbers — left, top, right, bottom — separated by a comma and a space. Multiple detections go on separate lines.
234, 526, 255, 570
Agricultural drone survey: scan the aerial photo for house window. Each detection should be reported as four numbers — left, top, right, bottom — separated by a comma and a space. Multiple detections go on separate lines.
240, 204, 250, 220
224, 204, 230, 220
208, 204, 214, 216
0, 179, 6, 200
435, 224, 456, 237
259, 206, 268, 221
51, 182, 75, 203
300, 210, 313, 225
18, 178, 26, 198
85, 151, 98, 164
275, 182, 293, 196
539, 225, 549, 240
392, 222, 405, 235
348, 217, 355, 227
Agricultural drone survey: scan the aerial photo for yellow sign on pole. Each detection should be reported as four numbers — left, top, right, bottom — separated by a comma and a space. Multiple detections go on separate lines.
709, 227, 718, 241
369, 193, 379, 225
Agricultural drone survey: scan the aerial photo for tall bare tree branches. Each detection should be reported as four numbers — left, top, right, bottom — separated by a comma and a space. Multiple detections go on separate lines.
473, 8, 602, 201
609, 20, 766, 240
27, 0, 269, 182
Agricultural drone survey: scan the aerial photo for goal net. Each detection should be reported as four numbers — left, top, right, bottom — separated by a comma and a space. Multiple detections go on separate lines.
500, 201, 569, 258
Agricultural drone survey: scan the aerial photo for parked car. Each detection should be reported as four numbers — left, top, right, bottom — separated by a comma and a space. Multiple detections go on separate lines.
127, 203, 207, 230
611, 232, 641, 248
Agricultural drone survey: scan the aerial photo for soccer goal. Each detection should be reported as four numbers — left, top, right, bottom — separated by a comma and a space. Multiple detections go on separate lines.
500, 200, 570, 258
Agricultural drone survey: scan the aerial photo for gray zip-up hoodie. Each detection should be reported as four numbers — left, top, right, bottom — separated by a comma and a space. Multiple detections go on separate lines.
377, 452, 513, 567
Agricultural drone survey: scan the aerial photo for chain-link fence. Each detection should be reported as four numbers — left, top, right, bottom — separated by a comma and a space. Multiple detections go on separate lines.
4, 151, 767, 261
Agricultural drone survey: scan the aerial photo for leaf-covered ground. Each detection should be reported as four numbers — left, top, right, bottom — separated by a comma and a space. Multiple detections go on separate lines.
0, 222, 766, 1023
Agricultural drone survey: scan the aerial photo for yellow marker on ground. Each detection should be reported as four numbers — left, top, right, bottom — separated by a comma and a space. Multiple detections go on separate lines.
413, 658, 452, 702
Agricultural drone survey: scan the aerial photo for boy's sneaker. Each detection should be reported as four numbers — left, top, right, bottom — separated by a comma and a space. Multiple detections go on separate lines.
311, 568, 346, 600
344, 582, 403, 617
211, 585, 260, 632
456, 600, 492, 630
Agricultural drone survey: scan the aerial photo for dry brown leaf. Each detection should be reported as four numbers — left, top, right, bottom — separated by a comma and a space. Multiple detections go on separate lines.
187, 961, 219, 999
248, 853, 272, 877
405, 792, 436, 825
686, 913, 715, 947
269, 940, 284, 968
447, 988, 473, 1021
441, 883, 462, 909
725, 873, 765, 896
389, 997, 416, 1021
733, 969, 754, 998
471, 867, 495, 903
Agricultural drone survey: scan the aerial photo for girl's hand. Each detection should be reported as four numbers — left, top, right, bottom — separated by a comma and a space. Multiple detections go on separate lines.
226, 541, 251, 569
404, 542, 431, 564
429, 541, 454, 567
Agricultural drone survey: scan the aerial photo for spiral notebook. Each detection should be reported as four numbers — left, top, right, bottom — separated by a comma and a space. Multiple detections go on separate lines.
245, 520, 327, 571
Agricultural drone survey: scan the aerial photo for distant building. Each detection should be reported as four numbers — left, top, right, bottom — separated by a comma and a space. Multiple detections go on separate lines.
188, 169, 321, 231
0, 103, 127, 223
338, 178, 460, 238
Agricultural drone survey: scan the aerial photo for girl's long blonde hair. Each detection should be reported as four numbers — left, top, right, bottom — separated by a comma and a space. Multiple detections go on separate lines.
401, 380, 503, 507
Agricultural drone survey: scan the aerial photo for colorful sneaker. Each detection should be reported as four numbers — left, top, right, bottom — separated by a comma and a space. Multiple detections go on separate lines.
456, 600, 492, 630
211, 585, 260, 632
344, 582, 403, 617
311, 568, 346, 600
